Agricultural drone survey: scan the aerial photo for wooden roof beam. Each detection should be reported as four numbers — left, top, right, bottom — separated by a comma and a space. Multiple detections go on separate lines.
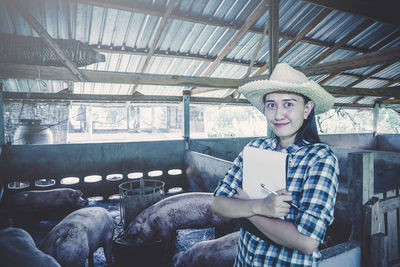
323, 85, 400, 98
9, 0, 87, 82
254, 8, 332, 76
300, 0, 400, 26
200, 0, 269, 77
297, 46, 400, 76
2, 63, 400, 98
131, 0, 176, 94
0, 63, 245, 88
76, 0, 371, 56
244, 20, 269, 78
309, 19, 375, 66
2, 91, 251, 105
279, 8, 331, 58
316, 19, 382, 86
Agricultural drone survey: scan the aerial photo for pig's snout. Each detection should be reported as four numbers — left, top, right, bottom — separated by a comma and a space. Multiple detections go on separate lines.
77, 197, 88, 207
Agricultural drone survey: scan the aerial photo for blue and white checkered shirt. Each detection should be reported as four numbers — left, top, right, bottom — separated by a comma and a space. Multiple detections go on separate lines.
214, 137, 339, 267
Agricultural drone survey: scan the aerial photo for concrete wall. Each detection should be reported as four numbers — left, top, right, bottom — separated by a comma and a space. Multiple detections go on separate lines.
1, 140, 186, 198
184, 150, 232, 192
320, 133, 376, 150
190, 137, 256, 162
376, 134, 400, 152
191, 134, 399, 162
191, 134, 378, 162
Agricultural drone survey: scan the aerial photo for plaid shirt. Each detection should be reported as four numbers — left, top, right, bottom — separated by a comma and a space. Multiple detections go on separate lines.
214, 137, 339, 267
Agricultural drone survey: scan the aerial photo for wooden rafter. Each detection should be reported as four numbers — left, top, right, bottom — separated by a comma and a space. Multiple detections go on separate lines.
323, 85, 400, 98
349, 64, 393, 88
349, 31, 400, 103
190, 0, 268, 96
9, 0, 86, 82
75, 0, 372, 60
350, 64, 393, 104
319, 73, 341, 84
279, 8, 331, 58
379, 99, 400, 105
0, 63, 245, 88
300, 0, 400, 26
2, 63, 400, 99
131, 0, 176, 94
381, 76, 400, 88
298, 46, 400, 76
309, 19, 374, 66
200, 0, 269, 77
2, 91, 251, 105
245, 18, 269, 78
320, 29, 400, 103
253, 8, 332, 76
371, 29, 400, 51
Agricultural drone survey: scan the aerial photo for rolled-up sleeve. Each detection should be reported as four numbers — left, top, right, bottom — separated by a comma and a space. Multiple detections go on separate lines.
213, 151, 244, 198
295, 154, 339, 242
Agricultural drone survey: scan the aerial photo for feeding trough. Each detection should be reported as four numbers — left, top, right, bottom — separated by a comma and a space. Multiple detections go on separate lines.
113, 178, 165, 266
118, 178, 165, 226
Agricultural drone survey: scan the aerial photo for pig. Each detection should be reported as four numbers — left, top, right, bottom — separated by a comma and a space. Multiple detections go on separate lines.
40, 207, 114, 267
0, 227, 60, 267
127, 192, 236, 246
172, 231, 240, 267
6, 188, 88, 215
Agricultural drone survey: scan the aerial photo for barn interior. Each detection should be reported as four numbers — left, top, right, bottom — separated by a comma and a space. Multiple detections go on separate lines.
0, 0, 400, 266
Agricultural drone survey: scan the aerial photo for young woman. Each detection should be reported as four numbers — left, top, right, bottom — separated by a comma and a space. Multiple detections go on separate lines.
211, 63, 339, 266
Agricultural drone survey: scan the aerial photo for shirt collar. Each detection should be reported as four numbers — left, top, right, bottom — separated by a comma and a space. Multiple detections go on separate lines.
269, 137, 308, 154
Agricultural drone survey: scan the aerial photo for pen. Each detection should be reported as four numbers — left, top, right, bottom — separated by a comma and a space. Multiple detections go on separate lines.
260, 183, 299, 209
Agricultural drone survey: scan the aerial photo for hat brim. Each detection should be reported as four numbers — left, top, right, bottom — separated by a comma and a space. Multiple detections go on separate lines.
239, 79, 335, 115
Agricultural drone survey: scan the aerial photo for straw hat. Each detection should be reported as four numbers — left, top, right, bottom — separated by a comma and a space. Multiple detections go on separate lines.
239, 63, 335, 114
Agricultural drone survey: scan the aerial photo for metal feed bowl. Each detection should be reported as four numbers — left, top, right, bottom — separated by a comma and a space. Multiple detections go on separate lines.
118, 179, 165, 227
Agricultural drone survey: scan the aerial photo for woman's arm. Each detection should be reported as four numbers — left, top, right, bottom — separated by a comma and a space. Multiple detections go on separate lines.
211, 189, 319, 255
211, 189, 292, 219
248, 215, 319, 254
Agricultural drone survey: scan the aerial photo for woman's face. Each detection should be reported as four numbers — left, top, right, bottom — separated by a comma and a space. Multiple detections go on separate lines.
264, 92, 314, 144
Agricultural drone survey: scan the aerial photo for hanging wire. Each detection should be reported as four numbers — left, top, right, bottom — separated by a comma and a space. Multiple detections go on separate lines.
37, 65, 47, 88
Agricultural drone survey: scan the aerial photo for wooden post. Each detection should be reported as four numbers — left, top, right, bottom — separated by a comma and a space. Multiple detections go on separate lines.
363, 197, 381, 267
269, 0, 280, 75
386, 189, 399, 262
183, 90, 190, 150
370, 233, 388, 267
0, 82, 4, 145
373, 103, 379, 136
348, 152, 374, 241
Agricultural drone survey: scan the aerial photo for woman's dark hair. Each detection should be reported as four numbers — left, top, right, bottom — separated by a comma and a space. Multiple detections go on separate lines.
294, 95, 320, 145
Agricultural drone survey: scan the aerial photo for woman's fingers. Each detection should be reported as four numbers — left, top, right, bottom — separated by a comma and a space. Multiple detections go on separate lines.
276, 188, 291, 195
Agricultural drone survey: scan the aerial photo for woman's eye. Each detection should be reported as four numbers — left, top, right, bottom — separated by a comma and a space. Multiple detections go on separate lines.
266, 103, 275, 109
284, 102, 293, 108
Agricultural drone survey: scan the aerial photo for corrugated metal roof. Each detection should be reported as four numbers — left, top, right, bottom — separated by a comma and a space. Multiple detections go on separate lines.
0, 0, 399, 106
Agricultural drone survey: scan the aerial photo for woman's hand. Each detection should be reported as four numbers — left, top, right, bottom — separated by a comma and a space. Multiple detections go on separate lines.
251, 189, 292, 218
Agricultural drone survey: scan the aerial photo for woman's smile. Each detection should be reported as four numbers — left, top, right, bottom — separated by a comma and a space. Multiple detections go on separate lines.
264, 92, 314, 147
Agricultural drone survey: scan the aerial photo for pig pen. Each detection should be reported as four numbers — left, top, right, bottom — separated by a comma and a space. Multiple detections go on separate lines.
0, 134, 399, 266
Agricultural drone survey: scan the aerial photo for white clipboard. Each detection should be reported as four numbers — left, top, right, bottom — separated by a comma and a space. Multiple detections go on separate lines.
242, 146, 288, 199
